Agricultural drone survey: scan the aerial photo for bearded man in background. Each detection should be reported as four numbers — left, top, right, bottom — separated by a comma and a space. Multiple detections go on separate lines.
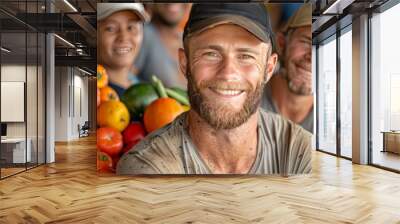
261, 4, 314, 133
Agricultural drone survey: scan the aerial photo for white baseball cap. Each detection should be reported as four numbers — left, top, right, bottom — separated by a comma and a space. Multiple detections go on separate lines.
97, 3, 149, 22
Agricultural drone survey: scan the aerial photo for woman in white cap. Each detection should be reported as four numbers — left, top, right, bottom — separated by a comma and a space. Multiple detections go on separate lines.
97, 3, 148, 97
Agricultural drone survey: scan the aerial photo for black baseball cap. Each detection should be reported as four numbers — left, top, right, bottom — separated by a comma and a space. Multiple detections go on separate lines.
183, 3, 276, 50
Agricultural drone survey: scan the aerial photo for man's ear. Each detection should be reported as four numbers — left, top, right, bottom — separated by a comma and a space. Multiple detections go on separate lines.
276, 32, 286, 56
178, 48, 188, 79
265, 52, 278, 83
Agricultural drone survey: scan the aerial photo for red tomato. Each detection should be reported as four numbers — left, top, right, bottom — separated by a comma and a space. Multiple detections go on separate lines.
97, 127, 123, 156
97, 151, 113, 172
122, 122, 146, 145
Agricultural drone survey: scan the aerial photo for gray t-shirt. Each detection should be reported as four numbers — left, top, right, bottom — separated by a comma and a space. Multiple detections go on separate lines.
134, 23, 185, 89
117, 110, 312, 175
261, 83, 314, 133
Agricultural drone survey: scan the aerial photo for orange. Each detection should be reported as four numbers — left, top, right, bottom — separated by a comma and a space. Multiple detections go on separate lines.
144, 98, 184, 133
97, 88, 101, 107
97, 101, 130, 132
97, 64, 108, 88
100, 86, 119, 103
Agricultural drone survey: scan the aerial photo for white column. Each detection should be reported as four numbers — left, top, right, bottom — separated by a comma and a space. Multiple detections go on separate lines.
352, 14, 369, 164
46, 32, 55, 163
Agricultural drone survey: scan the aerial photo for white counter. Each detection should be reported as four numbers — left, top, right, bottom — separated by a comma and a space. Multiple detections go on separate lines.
1, 137, 32, 163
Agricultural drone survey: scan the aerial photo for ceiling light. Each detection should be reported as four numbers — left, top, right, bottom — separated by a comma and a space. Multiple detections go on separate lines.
54, 34, 75, 48
77, 67, 93, 76
63, 0, 78, 12
323, 0, 354, 15
1, 47, 11, 53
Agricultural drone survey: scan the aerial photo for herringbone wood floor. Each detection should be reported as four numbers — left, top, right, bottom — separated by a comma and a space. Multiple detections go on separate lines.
0, 135, 400, 224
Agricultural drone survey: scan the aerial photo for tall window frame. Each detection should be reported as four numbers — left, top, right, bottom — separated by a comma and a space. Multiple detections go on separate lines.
0, 0, 47, 180
315, 23, 353, 160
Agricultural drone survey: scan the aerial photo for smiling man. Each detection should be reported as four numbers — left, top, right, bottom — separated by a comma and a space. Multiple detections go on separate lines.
261, 4, 314, 133
97, 3, 148, 97
117, 3, 312, 175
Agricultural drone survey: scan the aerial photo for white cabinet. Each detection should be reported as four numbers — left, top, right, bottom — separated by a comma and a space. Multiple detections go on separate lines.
1, 138, 32, 163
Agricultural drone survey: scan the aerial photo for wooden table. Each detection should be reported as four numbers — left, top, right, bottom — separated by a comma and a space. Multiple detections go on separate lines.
381, 131, 400, 154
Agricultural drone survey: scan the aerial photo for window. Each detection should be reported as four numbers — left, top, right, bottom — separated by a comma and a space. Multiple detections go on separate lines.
312, 45, 317, 149
339, 27, 352, 158
371, 2, 400, 171
317, 35, 337, 154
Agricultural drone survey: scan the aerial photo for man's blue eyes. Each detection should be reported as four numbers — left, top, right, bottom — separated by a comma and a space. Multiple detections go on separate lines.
205, 52, 218, 57
203, 52, 254, 60
239, 54, 253, 59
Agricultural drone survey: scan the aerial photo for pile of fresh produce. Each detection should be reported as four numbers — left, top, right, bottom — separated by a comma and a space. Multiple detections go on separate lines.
96, 64, 189, 173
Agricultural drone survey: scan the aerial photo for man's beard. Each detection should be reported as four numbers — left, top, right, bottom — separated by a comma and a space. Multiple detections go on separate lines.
282, 58, 312, 96
187, 69, 265, 130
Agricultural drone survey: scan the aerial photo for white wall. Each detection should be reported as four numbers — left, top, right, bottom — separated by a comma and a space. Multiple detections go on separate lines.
55, 66, 69, 141
54, 66, 89, 141
72, 73, 89, 138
